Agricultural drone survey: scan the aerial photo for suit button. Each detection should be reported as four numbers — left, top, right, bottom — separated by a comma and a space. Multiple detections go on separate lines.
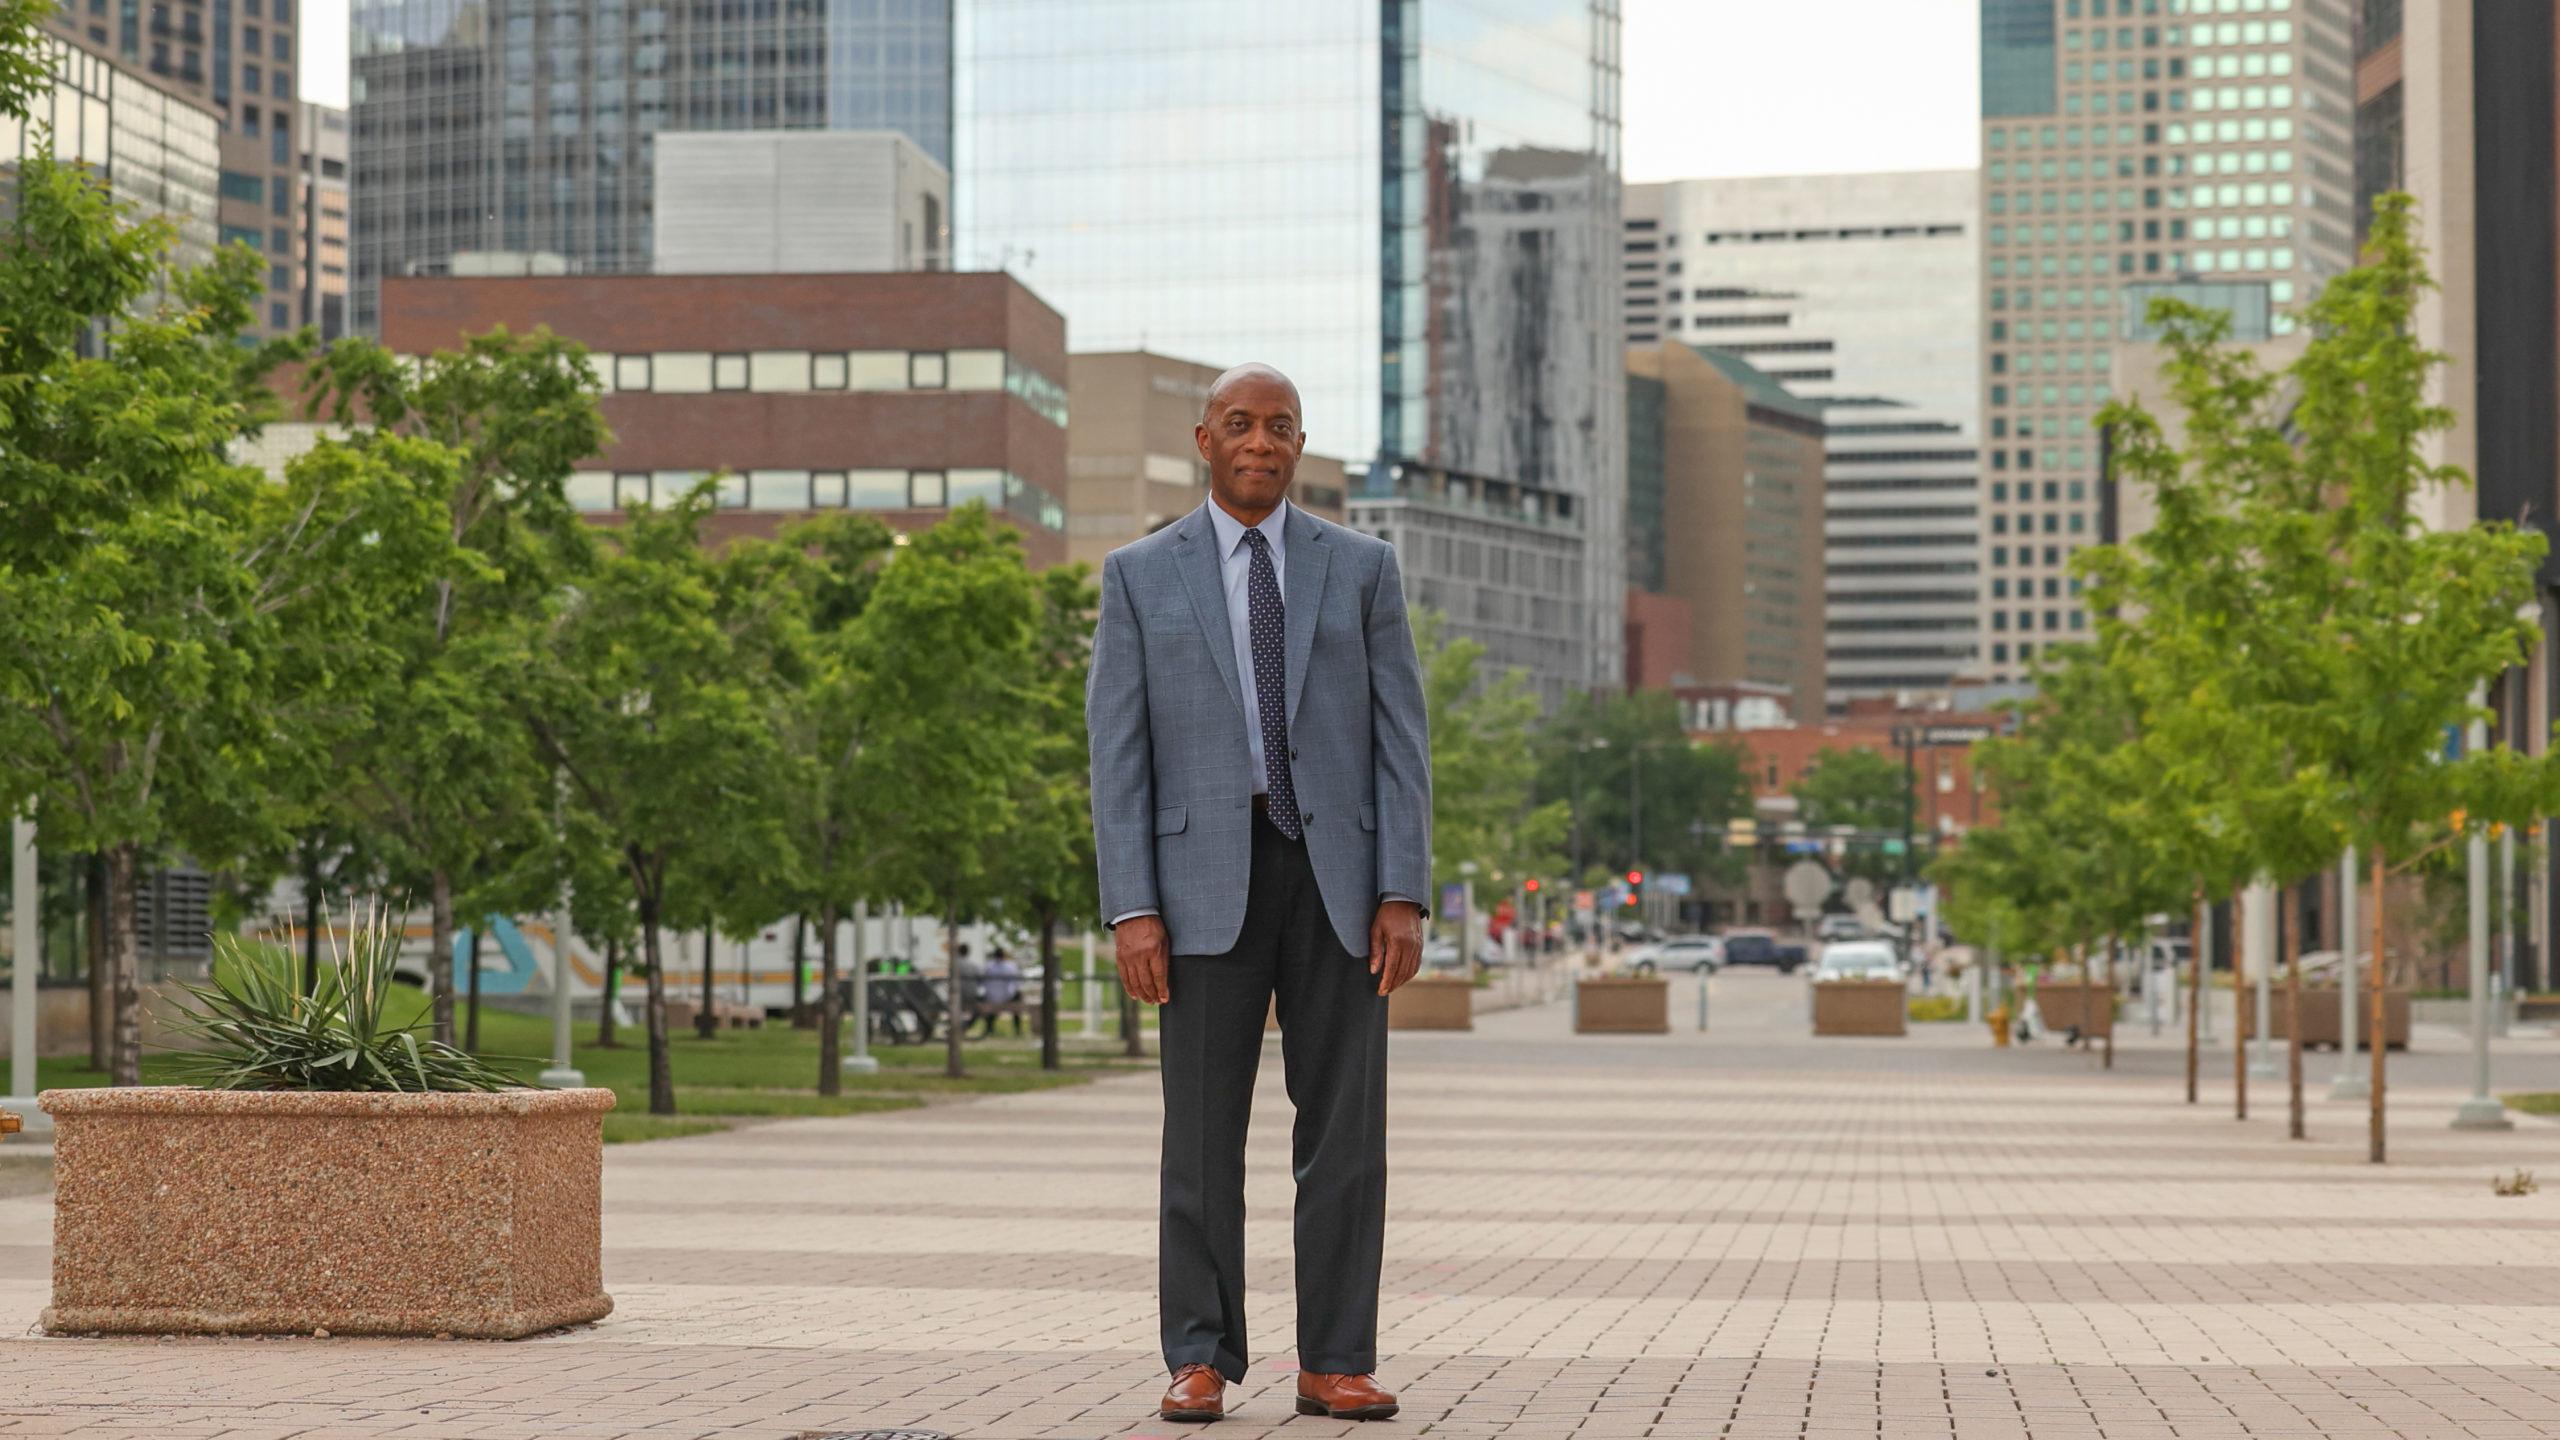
1290, 748, 1300, 761
1305, 813, 1316, 825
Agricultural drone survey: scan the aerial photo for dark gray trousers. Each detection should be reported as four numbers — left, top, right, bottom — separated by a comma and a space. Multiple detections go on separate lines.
1160, 811, 1389, 1382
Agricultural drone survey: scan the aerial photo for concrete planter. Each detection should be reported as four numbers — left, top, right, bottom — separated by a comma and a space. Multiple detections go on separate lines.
2033, 982, 2116, 1039
1574, 977, 1669, 1034
1388, 974, 1474, 1031
41, 1086, 615, 1339
2271, 987, 2410, 1050
1812, 980, 1908, 1037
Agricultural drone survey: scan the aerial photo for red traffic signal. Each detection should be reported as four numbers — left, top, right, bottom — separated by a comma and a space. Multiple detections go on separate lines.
1524, 877, 1540, 893
1626, 870, 1643, 886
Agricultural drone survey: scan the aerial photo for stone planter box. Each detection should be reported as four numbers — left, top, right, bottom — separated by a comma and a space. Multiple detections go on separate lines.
2034, 982, 2117, 1039
1389, 974, 1474, 1031
2520, 995, 2560, 1024
1812, 980, 1908, 1037
2270, 987, 2410, 1050
41, 1086, 615, 1339
1574, 977, 1669, 1034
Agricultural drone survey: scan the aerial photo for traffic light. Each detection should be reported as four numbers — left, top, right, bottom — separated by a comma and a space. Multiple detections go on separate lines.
1524, 877, 1540, 893
1624, 870, 1643, 907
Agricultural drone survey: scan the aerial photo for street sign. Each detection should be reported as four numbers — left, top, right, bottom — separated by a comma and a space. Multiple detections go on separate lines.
1572, 889, 1595, 912
1921, 725, 1995, 746
1653, 872, 1692, 897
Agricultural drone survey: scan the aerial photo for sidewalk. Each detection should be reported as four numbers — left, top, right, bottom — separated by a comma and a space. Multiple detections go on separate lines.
3, 969, 2558, 1438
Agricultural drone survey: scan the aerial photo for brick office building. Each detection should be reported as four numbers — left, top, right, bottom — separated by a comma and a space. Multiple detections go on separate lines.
377, 270, 1071, 566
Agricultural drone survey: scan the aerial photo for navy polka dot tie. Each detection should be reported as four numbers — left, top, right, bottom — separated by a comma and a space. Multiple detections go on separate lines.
1240, 528, 1302, 841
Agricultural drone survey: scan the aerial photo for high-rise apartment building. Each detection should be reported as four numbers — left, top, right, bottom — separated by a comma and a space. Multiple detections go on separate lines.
955, 0, 1626, 704
49, 0, 308, 339
1625, 171, 1981, 713
349, 0, 954, 334
653, 131, 947, 275
1976, 0, 2357, 685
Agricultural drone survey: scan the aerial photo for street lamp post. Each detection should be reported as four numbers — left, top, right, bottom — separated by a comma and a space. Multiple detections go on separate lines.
5, 816, 42, 1135
2331, 846, 2365, 1099
845, 900, 879, 1074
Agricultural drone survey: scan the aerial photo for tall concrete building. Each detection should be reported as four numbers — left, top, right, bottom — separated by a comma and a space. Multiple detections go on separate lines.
48, 0, 310, 339
1625, 171, 1982, 713
293, 99, 346, 340
349, 0, 954, 333
653, 131, 947, 275
1977, 0, 2358, 685
1625, 344, 1828, 722
2345, 1, 2558, 983
1064, 351, 1347, 572
956, 0, 1626, 704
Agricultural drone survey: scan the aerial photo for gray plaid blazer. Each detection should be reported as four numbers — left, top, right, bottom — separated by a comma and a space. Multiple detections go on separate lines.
1087, 499, 1432, 958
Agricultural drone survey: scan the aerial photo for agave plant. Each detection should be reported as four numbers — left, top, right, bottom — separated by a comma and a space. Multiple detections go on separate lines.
163, 900, 530, 1092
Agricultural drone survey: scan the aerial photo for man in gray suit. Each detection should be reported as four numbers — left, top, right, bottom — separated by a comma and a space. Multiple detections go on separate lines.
1088, 362, 1431, 1424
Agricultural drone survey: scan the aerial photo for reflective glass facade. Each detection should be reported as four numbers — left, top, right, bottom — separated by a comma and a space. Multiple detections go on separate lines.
0, 38, 221, 273
350, 0, 952, 334
957, 0, 1624, 695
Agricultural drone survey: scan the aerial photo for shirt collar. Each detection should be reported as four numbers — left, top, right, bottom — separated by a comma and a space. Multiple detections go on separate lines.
1207, 497, 1288, 559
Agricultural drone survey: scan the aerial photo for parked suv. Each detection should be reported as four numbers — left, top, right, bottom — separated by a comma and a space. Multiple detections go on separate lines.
1720, 928, 1804, 974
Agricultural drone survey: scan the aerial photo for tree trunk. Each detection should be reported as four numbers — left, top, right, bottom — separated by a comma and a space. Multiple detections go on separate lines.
818, 901, 843, 1097
2186, 887, 2204, 1105
641, 903, 675, 1116
428, 869, 456, 1046
944, 911, 966, 1079
2077, 942, 2095, 1062
2233, 891, 2249, 1122
2370, 849, 2387, 1163
104, 842, 142, 1086
790, 914, 813, 1028
596, 937, 621, 1048
465, 922, 486, 1052
302, 847, 322, 995
2284, 877, 2305, 1140
696, 927, 718, 1039
1039, 909, 1061, 1072
87, 852, 109, 1070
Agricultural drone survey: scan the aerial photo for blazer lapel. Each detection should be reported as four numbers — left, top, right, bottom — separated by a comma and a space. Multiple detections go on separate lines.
1281, 503, 1331, 728
1176, 504, 1247, 723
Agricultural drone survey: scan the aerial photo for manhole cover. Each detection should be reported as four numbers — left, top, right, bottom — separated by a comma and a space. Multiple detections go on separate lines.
793, 1432, 952, 1440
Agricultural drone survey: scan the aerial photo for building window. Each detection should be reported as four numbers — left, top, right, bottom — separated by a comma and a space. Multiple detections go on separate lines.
712, 474, 747, 509
947, 349, 1004, 390
564, 472, 613, 512
269, 301, 287, 330
811, 472, 846, 507
847, 351, 907, 391
748, 470, 811, 510
652, 352, 711, 393
848, 470, 906, 509
712, 353, 748, 391
613, 473, 651, 509
910, 470, 946, 507
811, 354, 847, 390
748, 351, 808, 393
614, 354, 651, 392
219, 171, 263, 203
909, 352, 946, 390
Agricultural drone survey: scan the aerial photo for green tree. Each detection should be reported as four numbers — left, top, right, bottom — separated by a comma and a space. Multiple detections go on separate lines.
1537, 689, 1751, 905
1417, 612, 1566, 948
294, 329, 610, 1042
1790, 746, 1907, 833
518, 489, 792, 1114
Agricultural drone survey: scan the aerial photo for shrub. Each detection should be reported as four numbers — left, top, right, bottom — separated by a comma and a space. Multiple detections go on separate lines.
1907, 995, 1968, 1023
164, 901, 528, 1092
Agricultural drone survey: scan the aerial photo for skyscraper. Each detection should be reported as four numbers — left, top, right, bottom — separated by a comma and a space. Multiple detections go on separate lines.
49, 0, 308, 339
1625, 171, 1982, 713
1977, 0, 2357, 685
349, 0, 954, 334
955, 1, 1626, 702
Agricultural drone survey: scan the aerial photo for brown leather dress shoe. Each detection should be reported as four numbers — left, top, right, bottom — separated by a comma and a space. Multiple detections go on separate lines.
1295, 1371, 1399, 1420
1160, 1362, 1227, 1423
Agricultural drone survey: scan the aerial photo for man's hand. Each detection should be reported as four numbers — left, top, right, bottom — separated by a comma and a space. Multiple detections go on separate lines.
1114, 914, 1171, 1005
1369, 900, 1424, 996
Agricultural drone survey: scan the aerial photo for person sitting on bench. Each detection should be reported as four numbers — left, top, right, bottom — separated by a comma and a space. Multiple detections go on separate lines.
970, 947, 1025, 1037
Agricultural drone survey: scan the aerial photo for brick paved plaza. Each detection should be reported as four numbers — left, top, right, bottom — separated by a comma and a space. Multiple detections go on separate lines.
3, 970, 2559, 1439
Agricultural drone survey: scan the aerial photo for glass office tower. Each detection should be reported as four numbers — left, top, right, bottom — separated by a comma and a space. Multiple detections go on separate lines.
957, 1, 1626, 701
350, 0, 952, 334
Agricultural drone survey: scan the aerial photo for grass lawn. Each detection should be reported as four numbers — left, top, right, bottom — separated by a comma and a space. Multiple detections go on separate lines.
34, 985, 1159, 1144
2503, 1093, 2560, 1118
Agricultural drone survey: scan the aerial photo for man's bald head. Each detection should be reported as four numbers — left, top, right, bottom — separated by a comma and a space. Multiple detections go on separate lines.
1196, 362, 1307, 523
1202, 362, 1302, 427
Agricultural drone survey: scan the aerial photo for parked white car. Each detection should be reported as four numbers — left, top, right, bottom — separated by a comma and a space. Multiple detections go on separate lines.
1628, 935, 1723, 974
1814, 941, 1905, 982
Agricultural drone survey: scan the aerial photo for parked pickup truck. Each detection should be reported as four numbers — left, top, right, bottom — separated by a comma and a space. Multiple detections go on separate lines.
1720, 929, 1808, 974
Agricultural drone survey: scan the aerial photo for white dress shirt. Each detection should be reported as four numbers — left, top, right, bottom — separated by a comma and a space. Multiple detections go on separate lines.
1204, 498, 1288, 797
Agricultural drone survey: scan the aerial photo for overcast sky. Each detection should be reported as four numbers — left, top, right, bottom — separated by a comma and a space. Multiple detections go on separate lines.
300, 0, 1982, 178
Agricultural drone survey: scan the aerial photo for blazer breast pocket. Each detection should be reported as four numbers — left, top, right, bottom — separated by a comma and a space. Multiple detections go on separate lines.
1155, 805, 1189, 836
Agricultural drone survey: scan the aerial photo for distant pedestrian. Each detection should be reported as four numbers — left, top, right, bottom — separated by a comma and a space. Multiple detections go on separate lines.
971, 949, 1024, 1037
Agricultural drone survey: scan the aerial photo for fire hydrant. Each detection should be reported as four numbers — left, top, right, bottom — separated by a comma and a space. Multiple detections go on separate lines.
1988, 1004, 2012, 1048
